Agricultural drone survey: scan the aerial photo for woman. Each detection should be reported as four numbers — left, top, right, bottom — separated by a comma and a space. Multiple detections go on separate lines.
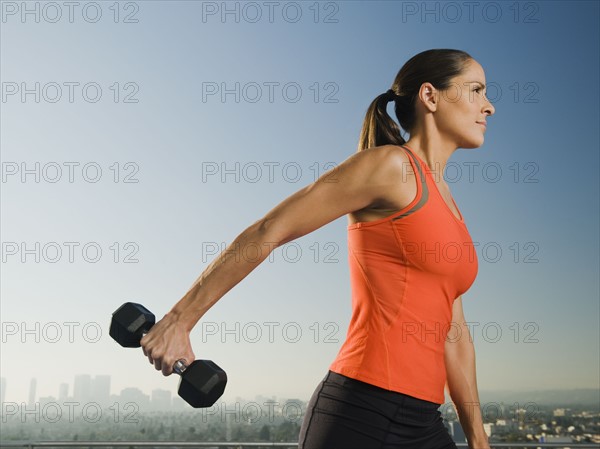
140, 48, 495, 449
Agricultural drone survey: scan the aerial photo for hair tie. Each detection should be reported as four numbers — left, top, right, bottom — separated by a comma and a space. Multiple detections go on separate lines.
385, 89, 398, 102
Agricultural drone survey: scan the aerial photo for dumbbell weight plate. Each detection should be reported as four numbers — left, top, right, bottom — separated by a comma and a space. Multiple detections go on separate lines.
178, 360, 228, 408
109, 302, 155, 348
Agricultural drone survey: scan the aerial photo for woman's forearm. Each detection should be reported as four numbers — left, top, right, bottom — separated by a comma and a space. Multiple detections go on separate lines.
445, 339, 489, 448
168, 219, 280, 331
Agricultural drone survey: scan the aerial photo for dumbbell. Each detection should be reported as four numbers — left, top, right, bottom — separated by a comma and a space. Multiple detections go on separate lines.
109, 302, 227, 408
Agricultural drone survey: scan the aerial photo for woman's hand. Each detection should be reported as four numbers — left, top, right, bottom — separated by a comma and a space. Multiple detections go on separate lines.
140, 311, 195, 377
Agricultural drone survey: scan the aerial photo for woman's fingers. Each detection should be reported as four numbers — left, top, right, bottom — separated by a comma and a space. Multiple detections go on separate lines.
141, 334, 150, 358
142, 349, 193, 377
162, 360, 176, 377
138, 313, 195, 377
142, 343, 155, 366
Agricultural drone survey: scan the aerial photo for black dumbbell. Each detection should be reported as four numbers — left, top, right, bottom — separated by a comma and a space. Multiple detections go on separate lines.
109, 302, 227, 408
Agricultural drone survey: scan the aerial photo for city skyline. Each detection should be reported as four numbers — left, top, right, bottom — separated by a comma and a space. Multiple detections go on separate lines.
2, 375, 599, 411
1, 374, 598, 446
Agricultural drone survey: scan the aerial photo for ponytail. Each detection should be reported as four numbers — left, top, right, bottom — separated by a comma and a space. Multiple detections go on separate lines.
356, 89, 407, 152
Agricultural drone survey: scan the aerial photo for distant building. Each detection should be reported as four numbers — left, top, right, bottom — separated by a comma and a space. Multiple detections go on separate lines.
495, 418, 518, 432
28, 378, 36, 407
483, 422, 493, 437
447, 421, 467, 444
120, 387, 150, 410
92, 375, 111, 407
1, 377, 6, 404
74, 374, 92, 404
58, 383, 69, 401
38, 396, 57, 408
172, 396, 187, 411
553, 408, 567, 417
151, 389, 172, 411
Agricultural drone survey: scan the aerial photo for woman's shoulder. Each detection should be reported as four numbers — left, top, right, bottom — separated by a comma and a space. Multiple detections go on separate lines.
360, 144, 414, 176
336, 145, 415, 187
362, 143, 411, 158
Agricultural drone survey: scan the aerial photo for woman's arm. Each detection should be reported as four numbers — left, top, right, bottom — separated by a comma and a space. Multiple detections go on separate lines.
444, 296, 490, 449
169, 145, 409, 330
141, 145, 413, 375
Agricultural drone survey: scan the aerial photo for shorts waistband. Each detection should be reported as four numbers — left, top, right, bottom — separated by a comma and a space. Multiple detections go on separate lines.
324, 370, 442, 410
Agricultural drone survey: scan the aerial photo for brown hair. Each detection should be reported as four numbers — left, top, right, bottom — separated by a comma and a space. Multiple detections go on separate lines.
356, 49, 473, 152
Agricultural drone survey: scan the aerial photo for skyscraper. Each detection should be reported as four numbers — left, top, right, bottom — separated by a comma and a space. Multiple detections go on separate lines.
28, 378, 36, 406
92, 375, 111, 407
73, 374, 92, 404
1, 377, 6, 404
59, 383, 69, 401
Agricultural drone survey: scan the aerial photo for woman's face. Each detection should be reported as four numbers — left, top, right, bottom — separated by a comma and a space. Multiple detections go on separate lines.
435, 59, 495, 149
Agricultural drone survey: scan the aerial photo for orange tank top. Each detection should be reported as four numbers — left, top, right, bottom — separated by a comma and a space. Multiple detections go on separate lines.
329, 144, 479, 405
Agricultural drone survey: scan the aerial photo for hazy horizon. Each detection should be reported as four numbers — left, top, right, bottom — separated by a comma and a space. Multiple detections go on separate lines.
2, 374, 600, 409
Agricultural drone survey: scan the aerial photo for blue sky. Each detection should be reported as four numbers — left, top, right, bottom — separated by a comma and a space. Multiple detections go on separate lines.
1, 1, 598, 405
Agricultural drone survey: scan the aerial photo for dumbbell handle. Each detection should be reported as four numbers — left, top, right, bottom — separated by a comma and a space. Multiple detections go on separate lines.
140, 329, 188, 375
172, 360, 187, 375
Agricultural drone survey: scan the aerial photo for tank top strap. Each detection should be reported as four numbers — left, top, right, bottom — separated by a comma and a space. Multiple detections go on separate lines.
400, 144, 466, 225
399, 145, 428, 186
383, 145, 429, 223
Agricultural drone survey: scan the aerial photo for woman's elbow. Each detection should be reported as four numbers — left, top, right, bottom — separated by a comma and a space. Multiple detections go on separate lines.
248, 216, 290, 248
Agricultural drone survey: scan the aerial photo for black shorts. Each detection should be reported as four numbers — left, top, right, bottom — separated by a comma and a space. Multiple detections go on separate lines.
298, 371, 458, 449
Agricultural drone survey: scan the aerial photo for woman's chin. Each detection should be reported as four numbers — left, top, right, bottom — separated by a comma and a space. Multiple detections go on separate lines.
460, 139, 484, 149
